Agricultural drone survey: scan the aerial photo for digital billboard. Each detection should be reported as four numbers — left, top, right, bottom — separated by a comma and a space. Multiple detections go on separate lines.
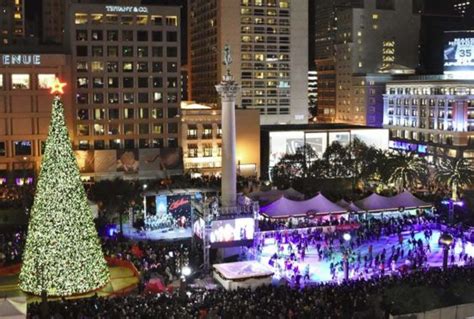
444, 31, 474, 74
209, 217, 255, 248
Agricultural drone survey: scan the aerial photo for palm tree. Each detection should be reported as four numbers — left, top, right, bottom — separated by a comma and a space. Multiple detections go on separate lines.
386, 151, 427, 193
435, 158, 474, 200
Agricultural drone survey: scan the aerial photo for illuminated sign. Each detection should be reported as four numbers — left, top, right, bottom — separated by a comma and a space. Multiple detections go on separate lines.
444, 31, 474, 74
105, 6, 149, 13
2, 55, 41, 65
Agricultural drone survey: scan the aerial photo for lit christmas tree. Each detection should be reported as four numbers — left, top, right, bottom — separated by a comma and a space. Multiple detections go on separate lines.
19, 79, 109, 296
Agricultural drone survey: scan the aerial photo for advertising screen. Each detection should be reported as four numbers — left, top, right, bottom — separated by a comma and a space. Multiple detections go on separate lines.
444, 31, 474, 73
209, 217, 255, 248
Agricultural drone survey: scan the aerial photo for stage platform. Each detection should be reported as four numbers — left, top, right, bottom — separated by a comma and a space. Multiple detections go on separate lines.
213, 261, 274, 290
0, 259, 139, 304
123, 224, 192, 241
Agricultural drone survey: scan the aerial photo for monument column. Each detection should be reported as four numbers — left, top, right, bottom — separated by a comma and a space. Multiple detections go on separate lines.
216, 45, 240, 209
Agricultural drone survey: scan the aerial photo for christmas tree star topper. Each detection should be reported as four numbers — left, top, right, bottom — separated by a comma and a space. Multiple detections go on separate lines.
50, 78, 67, 95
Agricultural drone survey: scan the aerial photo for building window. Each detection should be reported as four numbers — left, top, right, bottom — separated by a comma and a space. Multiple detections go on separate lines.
137, 46, 148, 57
107, 62, 118, 72
187, 126, 197, 139
137, 62, 148, 72
138, 93, 149, 103
122, 30, 133, 41
121, 15, 133, 25
168, 123, 178, 134
168, 107, 178, 118
38, 74, 56, 89
107, 30, 118, 41
0, 142, 5, 156
92, 46, 103, 57
152, 138, 163, 148
168, 138, 178, 147
12, 74, 30, 89
93, 77, 104, 88
91, 30, 103, 41
94, 124, 105, 135
77, 93, 88, 104
153, 92, 163, 103
75, 13, 88, 24
108, 93, 119, 104
153, 77, 163, 88
152, 108, 163, 119
77, 77, 88, 88
91, 61, 104, 72
123, 93, 134, 104
139, 108, 149, 119
203, 144, 213, 157
77, 109, 89, 120
124, 108, 134, 119
166, 47, 178, 57
123, 77, 134, 88
139, 124, 149, 134
123, 62, 133, 72
93, 93, 104, 104
165, 16, 177, 26
203, 125, 213, 139
138, 77, 149, 88
108, 77, 119, 89
124, 124, 134, 135
139, 139, 150, 148
152, 47, 163, 58
0, 75, 3, 89
77, 125, 89, 136
137, 15, 148, 25
76, 30, 87, 41
109, 108, 119, 120
105, 14, 118, 24
124, 139, 135, 149
91, 14, 103, 24
152, 124, 163, 134
151, 15, 162, 25
94, 108, 105, 120
188, 144, 198, 158
137, 31, 148, 41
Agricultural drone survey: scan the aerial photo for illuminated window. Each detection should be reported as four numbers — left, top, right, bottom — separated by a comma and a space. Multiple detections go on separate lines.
122, 62, 133, 72
165, 16, 178, 26
94, 108, 105, 120
75, 13, 88, 25
77, 125, 89, 136
121, 15, 133, 25
203, 144, 213, 157
0, 74, 3, 89
187, 144, 198, 158
152, 123, 163, 134
91, 61, 104, 72
372, 14, 379, 19
136, 15, 148, 25
77, 77, 88, 88
94, 124, 105, 136
11, 74, 30, 89
152, 108, 163, 119
242, 35, 252, 43
279, 1, 289, 8
153, 92, 163, 103
91, 14, 103, 24
105, 14, 118, 24
37, 74, 55, 90
151, 15, 162, 25
124, 109, 134, 120
14, 13, 21, 20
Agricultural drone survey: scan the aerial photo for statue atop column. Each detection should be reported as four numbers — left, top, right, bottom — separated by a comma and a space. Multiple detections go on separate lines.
223, 44, 232, 76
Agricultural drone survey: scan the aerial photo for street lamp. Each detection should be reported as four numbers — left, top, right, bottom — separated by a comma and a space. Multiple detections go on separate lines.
439, 233, 454, 271
180, 265, 192, 297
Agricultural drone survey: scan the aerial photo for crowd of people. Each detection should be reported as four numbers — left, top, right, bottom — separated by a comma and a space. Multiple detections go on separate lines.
27, 265, 474, 318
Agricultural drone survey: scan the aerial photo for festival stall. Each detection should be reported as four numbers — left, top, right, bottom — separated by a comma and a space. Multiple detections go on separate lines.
354, 191, 432, 219
259, 193, 347, 221
213, 261, 274, 290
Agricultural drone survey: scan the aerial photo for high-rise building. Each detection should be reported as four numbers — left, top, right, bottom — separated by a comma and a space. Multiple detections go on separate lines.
335, 0, 421, 126
68, 3, 181, 153
0, 0, 25, 45
188, 0, 308, 125
314, 0, 421, 125
42, 0, 65, 44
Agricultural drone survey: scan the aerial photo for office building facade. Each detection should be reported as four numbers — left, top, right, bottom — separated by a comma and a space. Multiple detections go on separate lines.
383, 78, 474, 160
188, 0, 308, 125
0, 53, 72, 184
69, 3, 181, 152
181, 103, 260, 177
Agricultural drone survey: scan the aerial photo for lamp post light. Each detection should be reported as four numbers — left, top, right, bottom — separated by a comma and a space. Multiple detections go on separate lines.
439, 233, 454, 271
180, 265, 192, 297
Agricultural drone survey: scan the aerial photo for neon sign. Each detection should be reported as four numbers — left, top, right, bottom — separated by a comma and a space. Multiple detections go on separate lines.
105, 6, 149, 13
2, 55, 41, 65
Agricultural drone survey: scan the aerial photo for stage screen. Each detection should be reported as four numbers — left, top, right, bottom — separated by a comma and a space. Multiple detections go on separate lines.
444, 31, 474, 74
210, 217, 255, 248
